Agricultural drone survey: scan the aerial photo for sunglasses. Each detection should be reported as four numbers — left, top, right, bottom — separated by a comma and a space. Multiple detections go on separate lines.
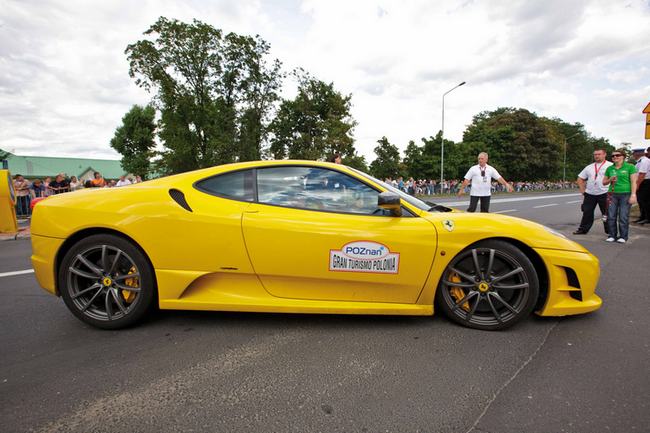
480, 169, 486, 177
612, 154, 623, 157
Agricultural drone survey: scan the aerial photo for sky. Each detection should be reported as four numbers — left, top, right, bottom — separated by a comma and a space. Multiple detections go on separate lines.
1, 0, 649, 162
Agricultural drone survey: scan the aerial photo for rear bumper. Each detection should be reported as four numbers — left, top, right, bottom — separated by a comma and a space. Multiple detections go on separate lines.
31, 234, 64, 296
534, 248, 602, 316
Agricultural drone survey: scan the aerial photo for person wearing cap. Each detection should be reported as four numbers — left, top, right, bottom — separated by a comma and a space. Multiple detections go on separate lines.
632, 147, 650, 224
602, 148, 638, 243
573, 148, 612, 235
458, 152, 513, 212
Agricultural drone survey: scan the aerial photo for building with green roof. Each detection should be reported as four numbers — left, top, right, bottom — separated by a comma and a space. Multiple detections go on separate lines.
0, 149, 127, 181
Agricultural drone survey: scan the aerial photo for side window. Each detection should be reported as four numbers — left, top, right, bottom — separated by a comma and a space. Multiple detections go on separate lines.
257, 166, 380, 215
195, 169, 254, 202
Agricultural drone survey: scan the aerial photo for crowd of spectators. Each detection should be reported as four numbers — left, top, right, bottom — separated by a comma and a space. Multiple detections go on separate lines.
12, 172, 142, 218
13, 168, 577, 218
383, 177, 577, 196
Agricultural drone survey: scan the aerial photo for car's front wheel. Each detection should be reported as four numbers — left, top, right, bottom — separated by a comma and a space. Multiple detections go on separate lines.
435, 240, 539, 331
58, 234, 155, 329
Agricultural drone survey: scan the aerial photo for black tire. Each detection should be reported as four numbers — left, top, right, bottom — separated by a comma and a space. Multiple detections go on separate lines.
58, 234, 156, 329
435, 240, 539, 331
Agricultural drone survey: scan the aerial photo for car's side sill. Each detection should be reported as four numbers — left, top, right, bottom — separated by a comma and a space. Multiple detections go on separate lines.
159, 299, 433, 316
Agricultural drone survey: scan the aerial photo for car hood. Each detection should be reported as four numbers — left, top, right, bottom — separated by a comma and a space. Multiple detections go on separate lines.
421, 211, 589, 253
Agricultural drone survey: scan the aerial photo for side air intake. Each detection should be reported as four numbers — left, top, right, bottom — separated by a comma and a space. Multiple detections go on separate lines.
563, 267, 583, 301
169, 189, 193, 212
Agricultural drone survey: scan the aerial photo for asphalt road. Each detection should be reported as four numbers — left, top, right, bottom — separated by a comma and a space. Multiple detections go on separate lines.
1, 191, 649, 433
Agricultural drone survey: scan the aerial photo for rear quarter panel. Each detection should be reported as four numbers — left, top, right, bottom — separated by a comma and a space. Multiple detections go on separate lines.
30, 183, 253, 275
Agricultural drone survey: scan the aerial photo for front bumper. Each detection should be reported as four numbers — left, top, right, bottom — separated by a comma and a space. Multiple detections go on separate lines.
534, 248, 602, 316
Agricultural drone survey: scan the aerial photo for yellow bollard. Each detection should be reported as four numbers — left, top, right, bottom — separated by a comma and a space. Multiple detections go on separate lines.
0, 169, 19, 233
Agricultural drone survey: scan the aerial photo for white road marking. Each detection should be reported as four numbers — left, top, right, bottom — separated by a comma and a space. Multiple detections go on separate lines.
566, 200, 582, 204
493, 209, 518, 214
438, 192, 580, 207
533, 203, 558, 209
0, 269, 34, 278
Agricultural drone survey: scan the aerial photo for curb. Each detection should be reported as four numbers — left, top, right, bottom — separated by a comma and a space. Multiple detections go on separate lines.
0, 228, 31, 242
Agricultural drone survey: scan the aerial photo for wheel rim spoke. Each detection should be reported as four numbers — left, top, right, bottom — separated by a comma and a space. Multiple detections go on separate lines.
81, 287, 104, 312
449, 267, 476, 283
442, 280, 475, 288
69, 266, 98, 280
72, 283, 102, 299
489, 292, 519, 314
492, 282, 529, 290
114, 273, 140, 282
471, 249, 483, 280
105, 290, 113, 320
451, 291, 478, 312
486, 249, 495, 278
110, 288, 128, 315
108, 250, 122, 275
77, 254, 103, 276
486, 293, 503, 323
491, 267, 524, 284
466, 294, 481, 322
114, 282, 140, 292
101, 245, 110, 274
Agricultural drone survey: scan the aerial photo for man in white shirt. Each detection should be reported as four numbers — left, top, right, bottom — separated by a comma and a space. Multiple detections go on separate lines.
115, 175, 132, 187
573, 148, 612, 235
458, 152, 513, 212
632, 147, 650, 224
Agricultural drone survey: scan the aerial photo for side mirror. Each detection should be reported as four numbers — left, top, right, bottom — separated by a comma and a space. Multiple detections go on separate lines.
378, 191, 402, 216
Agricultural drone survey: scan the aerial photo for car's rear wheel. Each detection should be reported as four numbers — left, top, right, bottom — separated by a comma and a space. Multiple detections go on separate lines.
436, 240, 539, 331
58, 234, 155, 329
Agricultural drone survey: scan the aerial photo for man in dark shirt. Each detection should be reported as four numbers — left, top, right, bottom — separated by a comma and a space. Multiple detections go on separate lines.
48, 174, 70, 194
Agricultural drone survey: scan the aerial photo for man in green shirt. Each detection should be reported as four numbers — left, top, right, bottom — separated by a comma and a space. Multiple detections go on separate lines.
603, 148, 638, 243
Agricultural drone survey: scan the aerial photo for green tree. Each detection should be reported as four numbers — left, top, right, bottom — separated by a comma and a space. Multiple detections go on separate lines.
342, 153, 369, 172
542, 118, 614, 180
369, 137, 401, 179
545, 120, 588, 179
110, 104, 156, 179
402, 140, 425, 179
269, 70, 357, 161
446, 140, 485, 180
590, 137, 614, 154
462, 108, 562, 180
125, 17, 283, 174
400, 132, 465, 180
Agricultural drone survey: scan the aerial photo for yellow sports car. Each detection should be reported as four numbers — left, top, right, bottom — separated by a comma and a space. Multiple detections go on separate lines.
31, 160, 602, 330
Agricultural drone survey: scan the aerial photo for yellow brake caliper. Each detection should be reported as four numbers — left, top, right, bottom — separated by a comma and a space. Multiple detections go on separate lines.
449, 272, 470, 311
122, 266, 139, 303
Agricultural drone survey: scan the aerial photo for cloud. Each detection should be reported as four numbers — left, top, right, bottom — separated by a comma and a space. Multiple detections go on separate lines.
1, 0, 649, 161
0, 0, 272, 157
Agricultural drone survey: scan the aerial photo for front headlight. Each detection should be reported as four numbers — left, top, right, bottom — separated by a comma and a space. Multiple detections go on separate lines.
543, 226, 567, 239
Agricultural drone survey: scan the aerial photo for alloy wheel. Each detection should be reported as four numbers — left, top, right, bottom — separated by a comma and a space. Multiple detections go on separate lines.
438, 242, 537, 329
66, 244, 142, 322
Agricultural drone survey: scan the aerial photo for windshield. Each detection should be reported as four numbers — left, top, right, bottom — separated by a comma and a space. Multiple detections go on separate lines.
350, 168, 432, 212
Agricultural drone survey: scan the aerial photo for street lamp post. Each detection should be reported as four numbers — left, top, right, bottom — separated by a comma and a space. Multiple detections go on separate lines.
563, 131, 581, 183
563, 139, 566, 183
441, 81, 466, 190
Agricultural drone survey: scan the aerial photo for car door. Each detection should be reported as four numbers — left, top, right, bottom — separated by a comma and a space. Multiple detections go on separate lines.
241, 165, 438, 304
